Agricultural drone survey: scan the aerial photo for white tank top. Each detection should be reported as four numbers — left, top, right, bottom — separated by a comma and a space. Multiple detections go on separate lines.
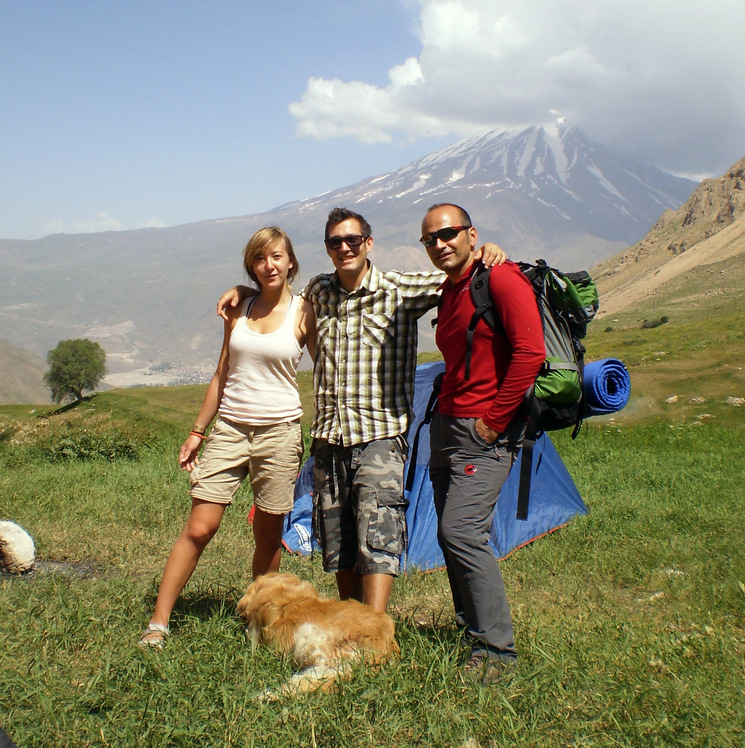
218, 295, 303, 425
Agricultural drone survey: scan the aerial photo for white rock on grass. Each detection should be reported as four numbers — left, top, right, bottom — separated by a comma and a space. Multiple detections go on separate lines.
0, 520, 36, 574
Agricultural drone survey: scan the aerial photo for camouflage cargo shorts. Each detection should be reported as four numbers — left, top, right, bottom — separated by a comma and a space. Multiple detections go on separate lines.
311, 436, 408, 576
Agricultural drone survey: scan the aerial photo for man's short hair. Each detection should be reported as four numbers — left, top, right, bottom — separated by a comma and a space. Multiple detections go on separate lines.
426, 203, 472, 227
325, 207, 372, 239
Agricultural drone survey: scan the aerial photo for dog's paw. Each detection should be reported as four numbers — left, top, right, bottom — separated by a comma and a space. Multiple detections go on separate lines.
289, 664, 345, 694
257, 665, 344, 701
257, 687, 281, 703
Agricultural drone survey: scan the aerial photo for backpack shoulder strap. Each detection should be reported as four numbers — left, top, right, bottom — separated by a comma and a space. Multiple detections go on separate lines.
431, 288, 443, 330
465, 264, 501, 380
469, 263, 500, 329
516, 393, 540, 520
404, 372, 444, 493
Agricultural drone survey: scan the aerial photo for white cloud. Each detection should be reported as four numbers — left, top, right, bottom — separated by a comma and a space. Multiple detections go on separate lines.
138, 217, 167, 230
289, 57, 435, 144
289, 0, 745, 174
41, 212, 167, 237
388, 56, 424, 88
43, 211, 124, 236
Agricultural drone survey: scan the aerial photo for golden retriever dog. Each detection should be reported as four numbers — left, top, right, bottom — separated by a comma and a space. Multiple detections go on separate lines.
237, 572, 399, 698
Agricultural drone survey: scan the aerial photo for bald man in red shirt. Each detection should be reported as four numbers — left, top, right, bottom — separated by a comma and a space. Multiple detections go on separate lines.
419, 202, 545, 684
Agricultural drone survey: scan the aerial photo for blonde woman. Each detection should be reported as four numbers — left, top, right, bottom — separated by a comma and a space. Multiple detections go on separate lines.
139, 227, 315, 647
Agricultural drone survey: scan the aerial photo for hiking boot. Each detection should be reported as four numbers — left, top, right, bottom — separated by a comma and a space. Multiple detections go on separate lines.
463, 649, 515, 684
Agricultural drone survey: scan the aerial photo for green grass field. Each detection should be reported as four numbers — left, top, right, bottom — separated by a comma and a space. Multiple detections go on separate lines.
1, 301, 744, 746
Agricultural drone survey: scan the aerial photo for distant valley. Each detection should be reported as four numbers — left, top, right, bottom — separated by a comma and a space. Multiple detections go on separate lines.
0, 121, 700, 402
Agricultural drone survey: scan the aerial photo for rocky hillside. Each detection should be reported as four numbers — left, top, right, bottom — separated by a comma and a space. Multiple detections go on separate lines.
0, 340, 51, 405
593, 157, 745, 317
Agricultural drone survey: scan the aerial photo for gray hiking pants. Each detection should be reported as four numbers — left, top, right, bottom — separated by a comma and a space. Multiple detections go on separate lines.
430, 413, 518, 660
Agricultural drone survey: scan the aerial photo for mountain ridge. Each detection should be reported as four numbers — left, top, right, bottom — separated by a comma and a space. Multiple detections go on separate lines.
286, 120, 694, 269
0, 122, 697, 398
593, 156, 745, 317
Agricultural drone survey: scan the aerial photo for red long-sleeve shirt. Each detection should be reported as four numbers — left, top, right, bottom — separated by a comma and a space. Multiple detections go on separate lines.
435, 261, 545, 434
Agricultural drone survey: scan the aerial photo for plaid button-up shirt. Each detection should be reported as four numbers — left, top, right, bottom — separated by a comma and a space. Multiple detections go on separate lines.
304, 263, 443, 446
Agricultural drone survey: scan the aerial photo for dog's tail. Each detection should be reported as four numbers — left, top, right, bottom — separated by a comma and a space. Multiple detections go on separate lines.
259, 662, 353, 701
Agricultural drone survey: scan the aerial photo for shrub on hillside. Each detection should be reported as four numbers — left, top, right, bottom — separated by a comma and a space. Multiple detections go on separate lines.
0, 413, 149, 464
42, 427, 142, 462
641, 315, 670, 329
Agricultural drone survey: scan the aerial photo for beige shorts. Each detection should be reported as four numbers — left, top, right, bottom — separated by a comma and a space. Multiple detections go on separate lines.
189, 417, 303, 514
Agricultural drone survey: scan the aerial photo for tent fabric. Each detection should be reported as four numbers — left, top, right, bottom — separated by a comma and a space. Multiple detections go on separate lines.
583, 358, 631, 416
403, 362, 588, 569
281, 361, 589, 572
488, 433, 587, 559
281, 461, 318, 555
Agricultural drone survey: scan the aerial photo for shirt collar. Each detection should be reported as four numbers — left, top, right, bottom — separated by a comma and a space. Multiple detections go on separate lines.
441, 259, 479, 292
330, 261, 378, 294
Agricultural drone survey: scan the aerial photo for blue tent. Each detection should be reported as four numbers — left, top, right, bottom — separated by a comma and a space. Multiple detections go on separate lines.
281, 361, 589, 571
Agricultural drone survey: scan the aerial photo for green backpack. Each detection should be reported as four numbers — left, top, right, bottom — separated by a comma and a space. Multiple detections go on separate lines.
468, 259, 599, 519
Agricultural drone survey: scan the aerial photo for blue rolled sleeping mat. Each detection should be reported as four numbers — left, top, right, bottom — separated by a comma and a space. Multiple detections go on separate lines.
583, 358, 631, 416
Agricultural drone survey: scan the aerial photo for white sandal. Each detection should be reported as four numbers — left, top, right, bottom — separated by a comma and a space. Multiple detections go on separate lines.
138, 622, 170, 648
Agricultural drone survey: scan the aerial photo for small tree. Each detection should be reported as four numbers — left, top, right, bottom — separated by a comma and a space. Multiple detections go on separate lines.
44, 339, 106, 403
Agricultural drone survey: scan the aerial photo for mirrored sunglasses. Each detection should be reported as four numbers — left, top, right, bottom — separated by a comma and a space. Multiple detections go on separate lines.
419, 225, 470, 248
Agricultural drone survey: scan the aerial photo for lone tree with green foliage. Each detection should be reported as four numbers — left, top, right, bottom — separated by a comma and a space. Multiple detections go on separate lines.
44, 338, 106, 403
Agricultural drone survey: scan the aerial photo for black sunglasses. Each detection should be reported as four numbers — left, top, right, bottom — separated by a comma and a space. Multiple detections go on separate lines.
324, 234, 369, 250
419, 225, 470, 248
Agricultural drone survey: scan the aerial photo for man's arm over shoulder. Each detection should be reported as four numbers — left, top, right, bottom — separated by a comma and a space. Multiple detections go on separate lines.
217, 285, 254, 320
384, 269, 444, 314
301, 272, 333, 301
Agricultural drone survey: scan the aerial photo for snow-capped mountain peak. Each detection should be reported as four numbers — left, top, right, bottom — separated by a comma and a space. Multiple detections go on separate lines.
316, 120, 695, 266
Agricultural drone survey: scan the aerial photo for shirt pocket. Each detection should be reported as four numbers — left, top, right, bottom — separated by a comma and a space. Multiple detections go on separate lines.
361, 312, 395, 348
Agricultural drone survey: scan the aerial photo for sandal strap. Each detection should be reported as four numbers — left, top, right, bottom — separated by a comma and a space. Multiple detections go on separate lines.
146, 622, 169, 635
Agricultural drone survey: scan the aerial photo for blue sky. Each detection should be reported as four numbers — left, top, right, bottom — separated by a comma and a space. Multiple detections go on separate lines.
3, 0, 744, 240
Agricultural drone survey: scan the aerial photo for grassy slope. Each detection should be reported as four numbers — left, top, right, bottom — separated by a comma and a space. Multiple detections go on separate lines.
587, 252, 745, 428
1, 273, 744, 746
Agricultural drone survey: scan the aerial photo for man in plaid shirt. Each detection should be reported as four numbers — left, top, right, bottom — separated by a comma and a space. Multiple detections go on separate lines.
307, 207, 443, 612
